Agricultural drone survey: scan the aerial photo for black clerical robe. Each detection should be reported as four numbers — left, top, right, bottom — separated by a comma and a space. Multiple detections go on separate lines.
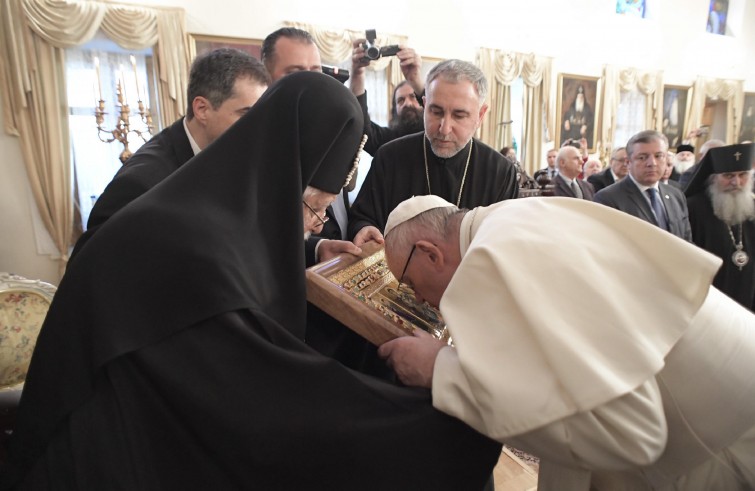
7, 310, 499, 490
4, 72, 501, 491
687, 194, 755, 311
348, 133, 519, 239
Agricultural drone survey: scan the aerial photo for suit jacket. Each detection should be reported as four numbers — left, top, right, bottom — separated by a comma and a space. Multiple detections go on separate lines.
587, 168, 615, 192
593, 177, 692, 241
88, 118, 194, 229
552, 175, 595, 200
71, 118, 194, 259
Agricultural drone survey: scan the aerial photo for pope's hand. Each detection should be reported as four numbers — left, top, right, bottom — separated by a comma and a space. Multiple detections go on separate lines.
378, 329, 447, 388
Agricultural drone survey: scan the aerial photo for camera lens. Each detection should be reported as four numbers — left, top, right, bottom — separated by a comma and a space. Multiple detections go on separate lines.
365, 45, 381, 60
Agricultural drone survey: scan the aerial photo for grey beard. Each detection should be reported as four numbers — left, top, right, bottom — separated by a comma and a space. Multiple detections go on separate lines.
708, 185, 755, 225
674, 156, 695, 173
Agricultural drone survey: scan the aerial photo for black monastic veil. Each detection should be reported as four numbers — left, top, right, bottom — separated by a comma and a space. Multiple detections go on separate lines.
3, 72, 500, 490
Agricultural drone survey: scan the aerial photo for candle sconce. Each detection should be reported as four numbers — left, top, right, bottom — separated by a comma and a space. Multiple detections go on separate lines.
93, 56, 154, 164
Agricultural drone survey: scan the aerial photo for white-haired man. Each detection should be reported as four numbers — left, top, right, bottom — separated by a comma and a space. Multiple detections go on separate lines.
377, 194, 755, 490
686, 143, 755, 311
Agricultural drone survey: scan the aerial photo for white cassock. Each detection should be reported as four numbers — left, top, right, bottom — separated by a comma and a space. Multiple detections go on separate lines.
433, 197, 755, 490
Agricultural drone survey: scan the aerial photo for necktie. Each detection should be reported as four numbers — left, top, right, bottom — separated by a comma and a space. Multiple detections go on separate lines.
646, 188, 668, 231
570, 180, 583, 199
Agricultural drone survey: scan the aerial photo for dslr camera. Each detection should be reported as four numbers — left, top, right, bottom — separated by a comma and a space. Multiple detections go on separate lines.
362, 29, 400, 62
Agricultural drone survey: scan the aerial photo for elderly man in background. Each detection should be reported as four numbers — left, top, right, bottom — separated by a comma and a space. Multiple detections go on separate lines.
587, 146, 628, 192
582, 158, 602, 180
678, 139, 725, 188
378, 194, 755, 491
552, 145, 595, 200
594, 130, 691, 241
674, 144, 696, 175
348, 59, 519, 245
686, 143, 755, 311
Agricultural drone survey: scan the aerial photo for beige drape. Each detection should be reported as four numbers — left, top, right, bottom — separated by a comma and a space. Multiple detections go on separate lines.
477, 48, 552, 176
0, 0, 189, 271
686, 77, 744, 145
600, 65, 663, 161
285, 21, 407, 101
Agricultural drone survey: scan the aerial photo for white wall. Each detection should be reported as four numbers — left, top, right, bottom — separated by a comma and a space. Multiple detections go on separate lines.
1, 0, 754, 283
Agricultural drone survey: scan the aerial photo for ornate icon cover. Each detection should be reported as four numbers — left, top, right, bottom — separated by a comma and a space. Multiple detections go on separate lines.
305, 242, 449, 346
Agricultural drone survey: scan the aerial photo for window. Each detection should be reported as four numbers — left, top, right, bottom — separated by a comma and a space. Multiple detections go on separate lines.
66, 34, 157, 230
613, 89, 646, 148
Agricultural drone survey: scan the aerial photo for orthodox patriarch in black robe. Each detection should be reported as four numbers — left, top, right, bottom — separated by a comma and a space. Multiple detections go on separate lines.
685, 143, 755, 312
2, 72, 500, 490
347, 132, 519, 239
687, 195, 755, 311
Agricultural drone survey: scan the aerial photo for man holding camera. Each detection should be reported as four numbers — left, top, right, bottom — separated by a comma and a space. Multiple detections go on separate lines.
350, 32, 425, 155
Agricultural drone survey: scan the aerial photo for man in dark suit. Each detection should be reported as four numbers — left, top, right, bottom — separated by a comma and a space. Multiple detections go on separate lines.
594, 130, 692, 241
588, 146, 629, 192
552, 145, 595, 200
73, 48, 269, 260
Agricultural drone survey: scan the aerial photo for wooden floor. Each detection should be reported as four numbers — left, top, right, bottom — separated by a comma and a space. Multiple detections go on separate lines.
493, 447, 538, 491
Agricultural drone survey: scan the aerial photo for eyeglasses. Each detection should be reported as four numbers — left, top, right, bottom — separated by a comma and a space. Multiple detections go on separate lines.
302, 200, 329, 227
397, 244, 417, 293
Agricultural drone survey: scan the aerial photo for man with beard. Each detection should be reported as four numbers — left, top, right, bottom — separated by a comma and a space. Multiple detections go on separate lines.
674, 144, 696, 175
686, 143, 755, 311
563, 84, 594, 149
348, 59, 519, 245
350, 40, 425, 155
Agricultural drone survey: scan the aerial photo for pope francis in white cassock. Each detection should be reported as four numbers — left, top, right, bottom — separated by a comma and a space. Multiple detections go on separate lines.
378, 195, 755, 491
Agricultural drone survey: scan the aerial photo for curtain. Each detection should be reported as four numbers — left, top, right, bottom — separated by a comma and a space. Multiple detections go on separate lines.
0, 0, 189, 272
477, 47, 552, 176
686, 77, 744, 145
600, 65, 662, 162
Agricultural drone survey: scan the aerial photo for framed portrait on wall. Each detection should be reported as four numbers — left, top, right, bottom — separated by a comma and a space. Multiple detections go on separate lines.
556, 74, 601, 152
740, 93, 755, 143
661, 85, 690, 148
189, 34, 263, 62
706, 0, 729, 35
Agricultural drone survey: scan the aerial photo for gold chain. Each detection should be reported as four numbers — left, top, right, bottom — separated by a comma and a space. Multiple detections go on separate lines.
423, 137, 473, 207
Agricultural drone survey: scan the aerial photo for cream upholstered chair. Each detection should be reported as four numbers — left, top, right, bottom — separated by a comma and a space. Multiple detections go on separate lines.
0, 272, 56, 458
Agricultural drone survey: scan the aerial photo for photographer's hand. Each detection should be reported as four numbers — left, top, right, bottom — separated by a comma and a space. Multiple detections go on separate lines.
350, 39, 369, 97
397, 47, 424, 95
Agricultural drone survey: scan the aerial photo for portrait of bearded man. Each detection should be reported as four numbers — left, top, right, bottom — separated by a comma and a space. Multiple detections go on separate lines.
561, 82, 595, 149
